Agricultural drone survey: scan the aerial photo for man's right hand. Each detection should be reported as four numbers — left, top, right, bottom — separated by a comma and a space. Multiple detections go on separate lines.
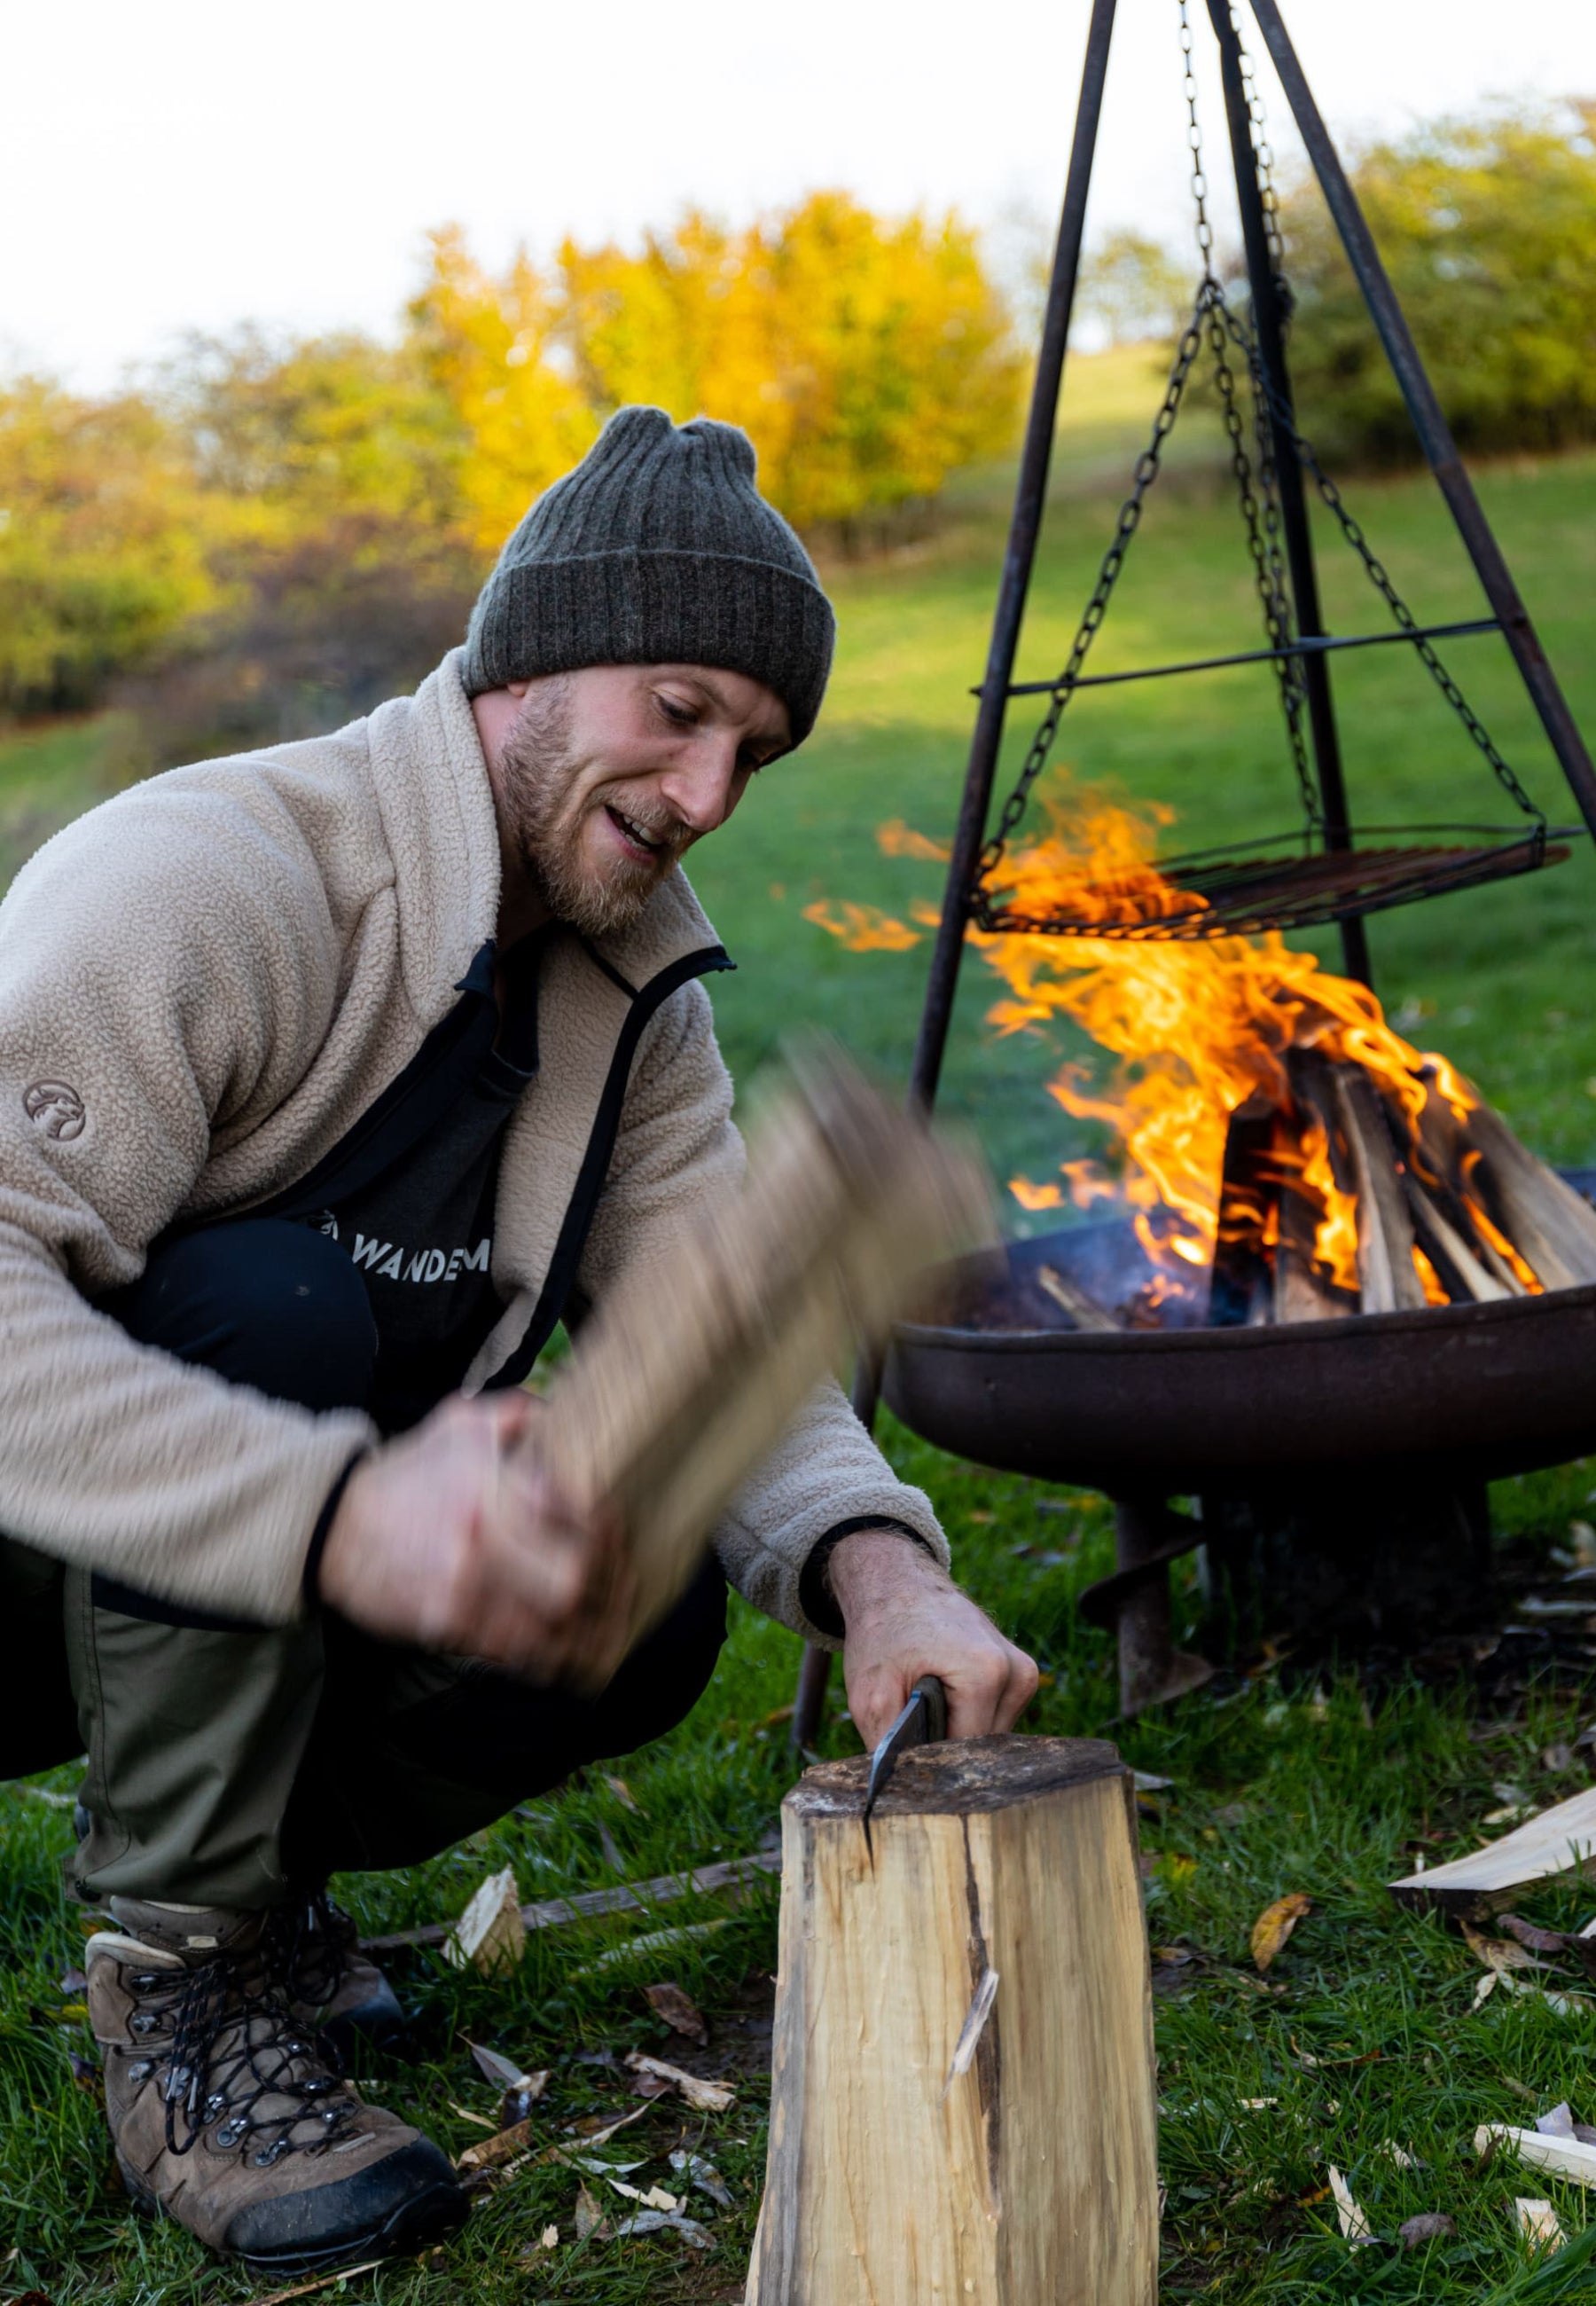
314, 1391, 633, 1688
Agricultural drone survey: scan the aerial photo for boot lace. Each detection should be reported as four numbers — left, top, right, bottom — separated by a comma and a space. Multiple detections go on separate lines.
264, 1887, 356, 2018
124, 1948, 364, 2166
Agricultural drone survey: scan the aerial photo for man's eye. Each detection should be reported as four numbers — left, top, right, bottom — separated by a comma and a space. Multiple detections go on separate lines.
657, 695, 699, 728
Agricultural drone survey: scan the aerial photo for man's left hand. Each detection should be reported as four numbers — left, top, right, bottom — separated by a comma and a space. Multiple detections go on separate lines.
828, 1528, 1040, 1752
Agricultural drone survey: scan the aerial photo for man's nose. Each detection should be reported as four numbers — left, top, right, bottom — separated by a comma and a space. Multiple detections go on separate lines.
656, 743, 742, 835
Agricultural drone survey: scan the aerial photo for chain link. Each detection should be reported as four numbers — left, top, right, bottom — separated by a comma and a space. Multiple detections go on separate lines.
1178, 0, 1216, 280
1217, 302, 1546, 830
971, 0, 1544, 922
975, 300, 1211, 890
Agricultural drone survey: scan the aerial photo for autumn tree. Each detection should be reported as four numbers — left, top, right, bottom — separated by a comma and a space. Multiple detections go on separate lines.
1280, 106, 1596, 464
427, 192, 1021, 544
0, 377, 214, 717
407, 225, 597, 555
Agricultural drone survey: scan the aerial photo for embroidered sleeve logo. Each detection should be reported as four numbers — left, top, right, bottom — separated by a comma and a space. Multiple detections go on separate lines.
24, 1080, 87, 1141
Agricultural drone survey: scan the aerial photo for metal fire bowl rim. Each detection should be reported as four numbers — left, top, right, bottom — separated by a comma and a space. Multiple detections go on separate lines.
891, 1275, 1596, 1355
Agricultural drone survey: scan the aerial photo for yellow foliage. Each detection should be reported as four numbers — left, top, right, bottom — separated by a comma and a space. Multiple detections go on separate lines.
409, 224, 598, 556
422, 192, 1021, 541
0, 377, 216, 713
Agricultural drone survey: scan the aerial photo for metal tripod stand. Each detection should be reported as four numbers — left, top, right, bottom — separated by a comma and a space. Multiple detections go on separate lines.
790, 0, 1596, 1750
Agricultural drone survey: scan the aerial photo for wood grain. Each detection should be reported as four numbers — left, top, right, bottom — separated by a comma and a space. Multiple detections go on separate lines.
747, 1737, 1159, 2306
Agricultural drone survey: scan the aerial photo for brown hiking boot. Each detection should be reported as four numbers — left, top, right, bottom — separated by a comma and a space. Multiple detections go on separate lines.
266, 1890, 410, 2065
88, 1900, 466, 2270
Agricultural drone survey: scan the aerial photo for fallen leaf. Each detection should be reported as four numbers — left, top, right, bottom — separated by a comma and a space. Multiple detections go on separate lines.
1251, 1892, 1312, 1973
605, 1775, 641, 1814
467, 2041, 544, 2093
611, 2209, 713, 2249
559, 2102, 653, 2152
598, 1822, 625, 1874
645, 1980, 708, 2043
1515, 2197, 1566, 2253
1132, 1772, 1174, 1793
1462, 1919, 1550, 1977
1326, 2165, 1374, 2247
1498, 1915, 1596, 1980
762, 1703, 795, 1729
447, 2101, 500, 2130
1544, 1744, 1576, 1773
1475, 1973, 1499, 2007
1378, 2139, 1422, 2169
58, 1967, 86, 1996
66, 2049, 98, 2090
539, 2224, 559, 2249
624, 2051, 735, 2112
1398, 2211, 1455, 2249
574, 2182, 605, 2241
457, 2114, 540, 2172
670, 2149, 735, 2208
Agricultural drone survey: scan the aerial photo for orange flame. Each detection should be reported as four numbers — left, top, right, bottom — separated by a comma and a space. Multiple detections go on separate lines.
808, 777, 1490, 1305
966, 786, 1473, 1288
802, 898, 922, 953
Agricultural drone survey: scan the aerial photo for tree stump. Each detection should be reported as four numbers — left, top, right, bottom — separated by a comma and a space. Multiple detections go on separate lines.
747, 1736, 1158, 2305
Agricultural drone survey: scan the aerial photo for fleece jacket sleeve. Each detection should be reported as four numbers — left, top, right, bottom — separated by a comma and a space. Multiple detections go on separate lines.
575, 976, 951, 1649
0, 784, 378, 1623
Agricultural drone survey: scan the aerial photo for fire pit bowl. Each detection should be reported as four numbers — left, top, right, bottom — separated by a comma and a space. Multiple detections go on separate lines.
884, 1215, 1596, 1498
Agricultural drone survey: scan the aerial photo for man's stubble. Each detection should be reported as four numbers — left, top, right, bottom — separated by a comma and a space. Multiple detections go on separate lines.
497, 679, 688, 939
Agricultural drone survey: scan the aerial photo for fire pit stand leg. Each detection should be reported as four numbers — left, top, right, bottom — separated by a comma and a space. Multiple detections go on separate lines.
1114, 1499, 1216, 1716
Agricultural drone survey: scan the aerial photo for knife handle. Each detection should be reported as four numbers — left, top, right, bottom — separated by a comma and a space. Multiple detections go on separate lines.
912, 1675, 949, 1743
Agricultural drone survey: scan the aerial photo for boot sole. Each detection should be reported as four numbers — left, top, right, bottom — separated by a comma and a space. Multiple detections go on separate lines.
116, 2148, 470, 2272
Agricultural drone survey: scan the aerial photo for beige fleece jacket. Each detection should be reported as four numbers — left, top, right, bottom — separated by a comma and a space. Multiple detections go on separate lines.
0, 649, 945, 1641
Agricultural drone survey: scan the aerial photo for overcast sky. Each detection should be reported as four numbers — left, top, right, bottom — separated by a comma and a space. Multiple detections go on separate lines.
7, 0, 1593, 392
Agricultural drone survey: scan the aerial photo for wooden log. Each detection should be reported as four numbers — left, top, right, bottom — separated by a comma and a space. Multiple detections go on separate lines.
1402, 1173, 1509, 1304
1327, 1063, 1427, 1313
530, 1045, 991, 1655
747, 1737, 1158, 2306
1207, 1094, 1279, 1327
1454, 1099, 1596, 1292
1389, 1786, 1596, 1918
1035, 1262, 1121, 1331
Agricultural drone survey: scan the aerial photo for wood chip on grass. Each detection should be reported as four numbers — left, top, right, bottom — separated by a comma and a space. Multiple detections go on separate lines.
1326, 2165, 1375, 2247
624, 2050, 736, 2112
1515, 2199, 1567, 2254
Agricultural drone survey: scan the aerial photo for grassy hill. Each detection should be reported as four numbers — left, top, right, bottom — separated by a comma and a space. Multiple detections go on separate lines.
5, 353, 1596, 2302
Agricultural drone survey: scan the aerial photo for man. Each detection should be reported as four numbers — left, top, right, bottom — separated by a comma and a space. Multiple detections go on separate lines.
0, 405, 1037, 2269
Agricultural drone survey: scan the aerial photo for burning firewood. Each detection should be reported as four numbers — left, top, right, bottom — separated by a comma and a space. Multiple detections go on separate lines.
1202, 1044, 1596, 1326
1326, 1065, 1426, 1313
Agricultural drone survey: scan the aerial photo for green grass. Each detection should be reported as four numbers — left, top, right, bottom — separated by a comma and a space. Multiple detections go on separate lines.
8, 354, 1596, 2299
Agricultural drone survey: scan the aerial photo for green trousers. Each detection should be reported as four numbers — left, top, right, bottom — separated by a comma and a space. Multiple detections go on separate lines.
1, 1535, 726, 1910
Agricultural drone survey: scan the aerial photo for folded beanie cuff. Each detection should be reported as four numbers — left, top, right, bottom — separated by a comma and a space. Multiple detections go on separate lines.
461, 548, 835, 745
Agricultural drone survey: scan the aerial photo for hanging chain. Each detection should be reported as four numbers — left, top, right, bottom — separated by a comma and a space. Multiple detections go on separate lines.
1217, 302, 1547, 831
1203, 293, 1321, 835
1178, 0, 1217, 283
1232, 4, 1288, 307
971, 0, 1542, 923
974, 302, 1212, 900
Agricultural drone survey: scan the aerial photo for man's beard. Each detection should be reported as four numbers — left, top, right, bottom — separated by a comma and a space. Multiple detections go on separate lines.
497, 680, 689, 937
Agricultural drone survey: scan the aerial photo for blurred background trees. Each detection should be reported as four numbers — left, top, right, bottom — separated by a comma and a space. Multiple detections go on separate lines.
8, 109, 1596, 765
2, 190, 1021, 764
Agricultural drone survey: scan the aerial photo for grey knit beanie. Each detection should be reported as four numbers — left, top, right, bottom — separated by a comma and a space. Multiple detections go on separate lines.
461, 404, 835, 745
